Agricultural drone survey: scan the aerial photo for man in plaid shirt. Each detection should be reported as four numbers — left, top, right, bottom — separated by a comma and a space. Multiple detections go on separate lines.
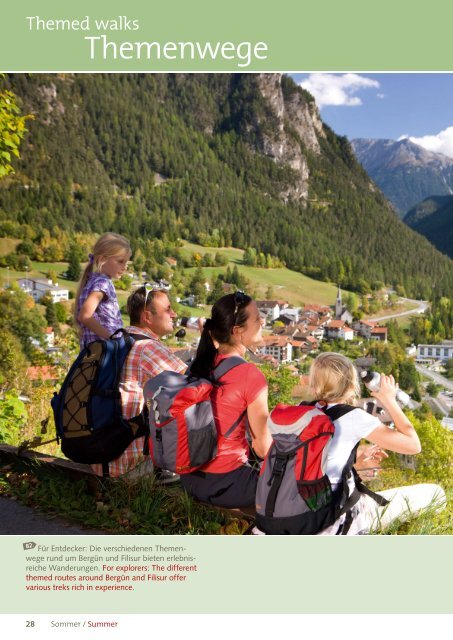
91, 286, 186, 479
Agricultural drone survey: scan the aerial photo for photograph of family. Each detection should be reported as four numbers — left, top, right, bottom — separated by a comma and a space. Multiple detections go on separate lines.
0, 73, 451, 536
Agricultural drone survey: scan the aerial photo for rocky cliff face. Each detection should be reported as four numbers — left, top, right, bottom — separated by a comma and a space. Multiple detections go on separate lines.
254, 74, 325, 202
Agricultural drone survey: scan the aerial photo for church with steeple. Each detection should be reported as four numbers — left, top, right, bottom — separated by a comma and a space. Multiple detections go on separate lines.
335, 285, 353, 323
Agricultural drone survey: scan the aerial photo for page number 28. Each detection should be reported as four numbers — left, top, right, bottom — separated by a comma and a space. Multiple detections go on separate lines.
26, 621, 35, 628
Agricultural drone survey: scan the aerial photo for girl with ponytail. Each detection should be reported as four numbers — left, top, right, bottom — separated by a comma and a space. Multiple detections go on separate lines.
181, 292, 272, 508
75, 232, 131, 348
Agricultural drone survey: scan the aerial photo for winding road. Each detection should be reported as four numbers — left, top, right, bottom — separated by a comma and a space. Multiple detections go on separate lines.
367, 297, 429, 322
415, 364, 453, 392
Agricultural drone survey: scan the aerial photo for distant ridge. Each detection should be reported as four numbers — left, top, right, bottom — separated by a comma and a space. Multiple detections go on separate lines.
404, 195, 453, 258
351, 137, 453, 215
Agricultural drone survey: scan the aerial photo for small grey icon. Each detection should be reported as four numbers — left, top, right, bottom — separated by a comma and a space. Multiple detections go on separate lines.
23, 542, 36, 550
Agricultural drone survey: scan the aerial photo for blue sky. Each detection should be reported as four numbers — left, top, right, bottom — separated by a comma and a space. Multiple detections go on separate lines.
291, 73, 453, 158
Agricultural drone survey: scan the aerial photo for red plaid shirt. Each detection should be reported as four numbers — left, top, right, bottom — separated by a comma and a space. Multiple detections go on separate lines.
91, 326, 186, 477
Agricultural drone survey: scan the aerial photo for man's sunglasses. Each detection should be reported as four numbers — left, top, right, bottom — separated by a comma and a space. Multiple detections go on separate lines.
143, 282, 162, 312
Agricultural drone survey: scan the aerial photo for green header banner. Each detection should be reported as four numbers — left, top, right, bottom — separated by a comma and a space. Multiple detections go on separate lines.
2, 0, 453, 71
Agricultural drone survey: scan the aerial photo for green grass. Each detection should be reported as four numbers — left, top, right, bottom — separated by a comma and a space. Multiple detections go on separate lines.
0, 458, 251, 535
0, 240, 341, 308
181, 241, 339, 306
1, 456, 448, 535
369, 465, 451, 535
181, 242, 245, 265
0, 237, 21, 256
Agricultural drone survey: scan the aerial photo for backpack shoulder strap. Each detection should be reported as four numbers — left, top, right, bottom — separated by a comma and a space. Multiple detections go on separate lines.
323, 403, 356, 422
212, 355, 247, 382
131, 333, 155, 342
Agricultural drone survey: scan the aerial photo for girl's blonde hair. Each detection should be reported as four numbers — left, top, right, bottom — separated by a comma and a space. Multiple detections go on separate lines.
74, 232, 131, 326
309, 352, 360, 405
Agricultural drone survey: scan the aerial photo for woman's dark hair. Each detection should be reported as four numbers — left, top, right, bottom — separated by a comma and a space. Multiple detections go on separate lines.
190, 292, 252, 380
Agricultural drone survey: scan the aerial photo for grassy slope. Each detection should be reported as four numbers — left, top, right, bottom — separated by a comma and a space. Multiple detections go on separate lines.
0, 240, 341, 308
181, 242, 339, 306
0, 238, 20, 255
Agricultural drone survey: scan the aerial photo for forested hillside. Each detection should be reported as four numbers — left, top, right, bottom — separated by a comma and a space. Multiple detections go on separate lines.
404, 195, 453, 259
1, 73, 452, 298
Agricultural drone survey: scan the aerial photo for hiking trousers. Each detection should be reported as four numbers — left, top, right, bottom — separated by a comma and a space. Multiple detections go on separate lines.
318, 483, 446, 535
180, 463, 259, 508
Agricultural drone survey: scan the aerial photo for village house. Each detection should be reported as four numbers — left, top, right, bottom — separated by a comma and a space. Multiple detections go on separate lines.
325, 319, 354, 341
303, 304, 331, 317
178, 294, 196, 307
256, 301, 284, 323
370, 326, 388, 343
18, 278, 69, 303
274, 314, 296, 327
354, 319, 376, 339
273, 323, 322, 348
276, 307, 301, 325
290, 336, 319, 358
44, 327, 55, 348
152, 279, 171, 291
273, 323, 307, 339
260, 335, 293, 364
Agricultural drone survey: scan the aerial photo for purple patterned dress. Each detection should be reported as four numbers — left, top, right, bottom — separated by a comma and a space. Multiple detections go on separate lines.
77, 273, 123, 348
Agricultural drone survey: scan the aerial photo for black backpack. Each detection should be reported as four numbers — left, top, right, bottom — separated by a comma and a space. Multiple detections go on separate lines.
51, 329, 151, 475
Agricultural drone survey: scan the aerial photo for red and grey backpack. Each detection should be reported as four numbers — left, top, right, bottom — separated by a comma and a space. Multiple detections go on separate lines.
255, 403, 388, 535
144, 356, 247, 474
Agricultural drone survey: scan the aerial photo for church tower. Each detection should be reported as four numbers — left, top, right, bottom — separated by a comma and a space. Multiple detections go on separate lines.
335, 285, 342, 319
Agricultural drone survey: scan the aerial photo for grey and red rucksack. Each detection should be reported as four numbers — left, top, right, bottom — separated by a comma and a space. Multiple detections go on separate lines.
51, 330, 150, 475
144, 356, 247, 474
255, 403, 388, 535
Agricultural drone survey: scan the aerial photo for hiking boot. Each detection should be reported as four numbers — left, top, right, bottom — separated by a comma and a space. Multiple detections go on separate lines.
154, 468, 180, 485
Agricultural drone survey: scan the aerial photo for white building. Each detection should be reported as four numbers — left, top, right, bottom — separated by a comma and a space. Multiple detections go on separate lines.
278, 307, 301, 324
256, 301, 282, 323
18, 278, 69, 303
260, 336, 293, 364
44, 327, 55, 348
353, 319, 376, 339
417, 342, 453, 363
325, 320, 354, 341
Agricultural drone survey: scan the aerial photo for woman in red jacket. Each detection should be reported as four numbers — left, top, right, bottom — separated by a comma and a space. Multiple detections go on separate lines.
180, 292, 272, 508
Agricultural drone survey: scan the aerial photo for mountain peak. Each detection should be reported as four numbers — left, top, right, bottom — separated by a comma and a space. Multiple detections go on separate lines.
351, 137, 453, 213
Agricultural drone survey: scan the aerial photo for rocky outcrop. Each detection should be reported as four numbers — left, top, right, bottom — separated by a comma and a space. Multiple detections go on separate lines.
255, 74, 325, 202
37, 82, 65, 124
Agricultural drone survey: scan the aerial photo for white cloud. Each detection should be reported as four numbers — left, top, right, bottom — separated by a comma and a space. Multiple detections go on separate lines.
377, 93, 385, 99
407, 126, 453, 159
300, 73, 380, 108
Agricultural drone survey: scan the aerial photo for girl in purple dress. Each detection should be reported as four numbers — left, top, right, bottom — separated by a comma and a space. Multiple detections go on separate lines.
75, 232, 131, 348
